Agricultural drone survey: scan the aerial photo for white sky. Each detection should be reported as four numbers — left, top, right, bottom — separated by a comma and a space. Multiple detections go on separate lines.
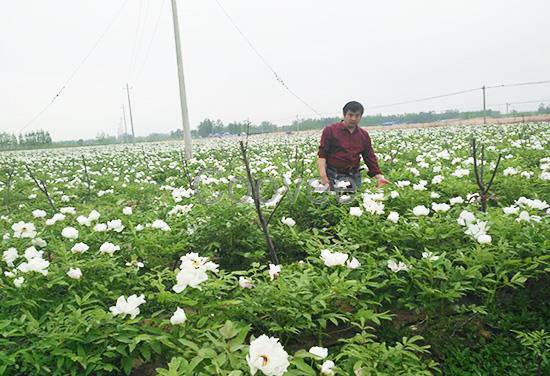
1, 0, 549, 141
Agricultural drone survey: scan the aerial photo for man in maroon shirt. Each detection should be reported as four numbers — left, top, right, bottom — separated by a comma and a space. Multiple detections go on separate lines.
318, 101, 389, 190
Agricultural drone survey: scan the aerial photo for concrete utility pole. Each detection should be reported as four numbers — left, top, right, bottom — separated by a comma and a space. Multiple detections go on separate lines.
482, 85, 487, 124
170, 0, 193, 159
506, 102, 510, 114
125, 83, 135, 140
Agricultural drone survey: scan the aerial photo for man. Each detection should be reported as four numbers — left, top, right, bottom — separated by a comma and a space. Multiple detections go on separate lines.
318, 101, 389, 191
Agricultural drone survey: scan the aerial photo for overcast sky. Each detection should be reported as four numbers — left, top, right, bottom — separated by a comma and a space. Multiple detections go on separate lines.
1, 0, 549, 140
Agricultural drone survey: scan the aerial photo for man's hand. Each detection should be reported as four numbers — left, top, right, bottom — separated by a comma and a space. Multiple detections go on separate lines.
320, 174, 330, 186
375, 174, 390, 188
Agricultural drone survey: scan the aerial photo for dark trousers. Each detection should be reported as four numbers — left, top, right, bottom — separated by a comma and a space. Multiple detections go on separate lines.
326, 165, 362, 192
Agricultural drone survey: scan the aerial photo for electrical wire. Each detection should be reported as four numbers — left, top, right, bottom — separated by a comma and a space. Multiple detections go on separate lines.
19, 0, 131, 134
134, 0, 167, 83
486, 79, 550, 89
212, 0, 321, 116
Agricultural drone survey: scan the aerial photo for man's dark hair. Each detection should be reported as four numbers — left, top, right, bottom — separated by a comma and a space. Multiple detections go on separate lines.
343, 101, 364, 115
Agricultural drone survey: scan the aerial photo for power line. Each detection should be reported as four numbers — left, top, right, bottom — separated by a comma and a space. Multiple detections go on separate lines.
367, 87, 482, 110
269, 95, 550, 124
212, 0, 321, 116
127, 0, 144, 82
276, 79, 550, 120
486, 79, 550, 89
134, 0, 167, 83
19, 0, 131, 134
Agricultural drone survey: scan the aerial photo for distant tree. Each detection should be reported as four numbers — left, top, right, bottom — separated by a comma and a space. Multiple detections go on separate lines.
538, 103, 550, 114
198, 119, 214, 137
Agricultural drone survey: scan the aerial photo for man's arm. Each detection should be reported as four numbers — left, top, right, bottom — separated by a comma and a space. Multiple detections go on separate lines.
318, 157, 329, 185
318, 127, 332, 185
361, 132, 390, 187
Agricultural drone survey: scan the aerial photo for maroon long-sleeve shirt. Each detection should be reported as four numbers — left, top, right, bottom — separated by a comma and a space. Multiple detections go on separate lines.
318, 122, 382, 177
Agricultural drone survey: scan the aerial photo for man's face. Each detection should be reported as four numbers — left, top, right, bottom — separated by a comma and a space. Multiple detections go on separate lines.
343, 111, 362, 127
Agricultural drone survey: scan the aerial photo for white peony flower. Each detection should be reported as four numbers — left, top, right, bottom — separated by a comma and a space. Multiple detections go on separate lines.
3, 248, 18, 267
334, 180, 351, 189
422, 251, 440, 261
457, 210, 476, 226
281, 217, 296, 227
32, 209, 47, 218
387, 211, 400, 223
24, 246, 43, 260
387, 259, 410, 273
173, 265, 208, 292
346, 257, 361, 270
4, 270, 16, 278
109, 294, 146, 319
451, 168, 469, 178
477, 234, 492, 244
390, 190, 400, 199
60, 207, 76, 215
99, 242, 120, 255
239, 276, 253, 289
18, 256, 49, 276
125, 260, 145, 268
321, 360, 336, 375
151, 219, 170, 231
170, 307, 187, 325
503, 167, 518, 176
502, 206, 519, 215
516, 211, 542, 223
88, 210, 101, 221
61, 226, 79, 240
172, 253, 219, 292
349, 207, 363, 217
14, 276, 24, 288
67, 267, 82, 280
268, 264, 281, 280
52, 213, 66, 222
107, 219, 125, 233
465, 221, 489, 238
412, 205, 430, 216
449, 196, 464, 205
247, 335, 290, 376
413, 181, 427, 191
408, 167, 420, 177
32, 238, 47, 248
309, 346, 328, 359
76, 215, 92, 226
71, 242, 89, 254
431, 175, 443, 185
432, 203, 450, 213
94, 223, 108, 232
320, 249, 348, 267
122, 207, 133, 215
11, 221, 37, 238
363, 198, 385, 215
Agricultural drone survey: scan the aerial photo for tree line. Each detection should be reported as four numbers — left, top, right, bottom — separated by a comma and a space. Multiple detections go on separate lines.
0, 130, 52, 150
2, 106, 549, 151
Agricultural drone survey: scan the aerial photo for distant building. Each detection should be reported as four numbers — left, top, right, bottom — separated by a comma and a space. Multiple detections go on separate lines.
382, 121, 400, 126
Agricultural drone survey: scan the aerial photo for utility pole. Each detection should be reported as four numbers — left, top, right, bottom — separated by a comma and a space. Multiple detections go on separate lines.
506, 102, 510, 114
170, 0, 193, 159
482, 85, 486, 124
122, 104, 128, 142
125, 83, 135, 140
